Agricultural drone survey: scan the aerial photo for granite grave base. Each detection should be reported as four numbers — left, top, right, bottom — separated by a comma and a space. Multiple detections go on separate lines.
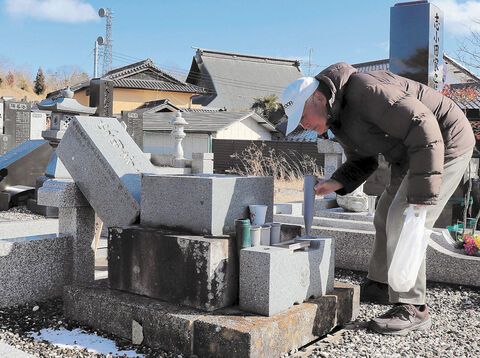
108, 226, 238, 311
141, 174, 274, 235
63, 281, 359, 358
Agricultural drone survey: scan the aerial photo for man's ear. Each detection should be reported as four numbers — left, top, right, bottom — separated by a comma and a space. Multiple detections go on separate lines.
314, 90, 327, 105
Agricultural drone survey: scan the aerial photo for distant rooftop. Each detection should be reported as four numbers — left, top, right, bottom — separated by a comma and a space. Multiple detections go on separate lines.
143, 111, 277, 133
186, 47, 302, 111
47, 58, 207, 99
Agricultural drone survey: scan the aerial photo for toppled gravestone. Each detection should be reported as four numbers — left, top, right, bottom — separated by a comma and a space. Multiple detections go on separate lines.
57, 116, 155, 227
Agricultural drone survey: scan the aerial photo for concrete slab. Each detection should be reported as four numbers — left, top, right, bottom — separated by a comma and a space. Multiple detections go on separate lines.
0, 219, 58, 239
63, 281, 359, 358
314, 209, 374, 222
273, 198, 337, 216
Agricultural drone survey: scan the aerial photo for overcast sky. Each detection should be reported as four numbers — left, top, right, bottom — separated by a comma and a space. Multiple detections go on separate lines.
1, 0, 480, 78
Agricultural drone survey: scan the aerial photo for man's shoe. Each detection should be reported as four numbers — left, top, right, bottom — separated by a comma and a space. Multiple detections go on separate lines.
360, 279, 389, 304
369, 304, 431, 335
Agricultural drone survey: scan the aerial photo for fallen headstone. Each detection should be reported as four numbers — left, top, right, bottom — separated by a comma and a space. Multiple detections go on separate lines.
57, 116, 155, 226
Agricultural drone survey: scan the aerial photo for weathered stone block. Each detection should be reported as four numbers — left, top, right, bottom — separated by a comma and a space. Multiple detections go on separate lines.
141, 174, 274, 235
57, 116, 155, 227
63, 282, 197, 355
239, 237, 334, 316
108, 226, 238, 311
63, 281, 359, 358
336, 192, 369, 212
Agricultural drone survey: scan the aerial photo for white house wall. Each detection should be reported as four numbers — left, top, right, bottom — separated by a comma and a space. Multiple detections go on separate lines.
143, 131, 209, 158
444, 62, 477, 84
215, 117, 271, 140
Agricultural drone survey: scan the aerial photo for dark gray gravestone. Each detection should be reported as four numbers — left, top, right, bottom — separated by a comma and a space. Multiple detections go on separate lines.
89, 79, 114, 117
390, 1, 444, 90
0, 140, 52, 191
120, 110, 143, 149
3, 99, 31, 149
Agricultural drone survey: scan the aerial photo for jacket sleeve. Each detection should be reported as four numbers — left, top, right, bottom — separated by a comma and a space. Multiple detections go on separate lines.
360, 84, 444, 205
330, 144, 379, 195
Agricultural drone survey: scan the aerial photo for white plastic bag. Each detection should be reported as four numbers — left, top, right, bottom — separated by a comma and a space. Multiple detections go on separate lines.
388, 205, 431, 292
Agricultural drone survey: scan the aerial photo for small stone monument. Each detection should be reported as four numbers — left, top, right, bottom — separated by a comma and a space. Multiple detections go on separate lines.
170, 111, 189, 168
317, 139, 344, 199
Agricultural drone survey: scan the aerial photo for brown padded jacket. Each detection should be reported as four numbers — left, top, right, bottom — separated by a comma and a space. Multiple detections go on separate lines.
315, 62, 475, 205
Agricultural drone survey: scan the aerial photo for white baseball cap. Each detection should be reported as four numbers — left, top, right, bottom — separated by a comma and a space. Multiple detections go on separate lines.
281, 77, 319, 135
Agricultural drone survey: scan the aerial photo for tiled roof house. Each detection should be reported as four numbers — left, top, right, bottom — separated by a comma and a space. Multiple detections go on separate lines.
48, 59, 208, 114
186, 48, 303, 111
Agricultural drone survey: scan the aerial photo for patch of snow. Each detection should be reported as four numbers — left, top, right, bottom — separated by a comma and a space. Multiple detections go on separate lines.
29, 327, 143, 357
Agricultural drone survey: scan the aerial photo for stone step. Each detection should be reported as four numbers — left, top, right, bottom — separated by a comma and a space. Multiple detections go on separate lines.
285, 224, 479, 288
0, 218, 58, 239
274, 213, 375, 231
274, 198, 337, 216
315, 209, 375, 222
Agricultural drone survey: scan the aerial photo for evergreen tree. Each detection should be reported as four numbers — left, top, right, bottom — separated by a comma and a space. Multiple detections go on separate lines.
251, 94, 285, 125
34, 67, 46, 95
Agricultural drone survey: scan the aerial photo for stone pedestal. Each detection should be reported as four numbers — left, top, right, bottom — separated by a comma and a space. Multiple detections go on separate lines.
108, 226, 237, 311
192, 152, 214, 174
239, 237, 334, 316
38, 179, 95, 284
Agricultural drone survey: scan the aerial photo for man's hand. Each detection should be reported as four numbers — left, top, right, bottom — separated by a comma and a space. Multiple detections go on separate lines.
314, 179, 343, 196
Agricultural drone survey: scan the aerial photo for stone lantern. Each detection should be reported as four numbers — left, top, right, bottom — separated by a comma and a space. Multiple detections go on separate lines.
37, 87, 97, 179
170, 111, 189, 168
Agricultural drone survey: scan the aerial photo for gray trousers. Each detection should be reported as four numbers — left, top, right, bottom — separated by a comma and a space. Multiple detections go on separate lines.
367, 149, 473, 304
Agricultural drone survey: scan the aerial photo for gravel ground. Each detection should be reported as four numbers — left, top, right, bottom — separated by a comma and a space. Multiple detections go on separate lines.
0, 206, 45, 221
0, 269, 478, 358
300, 269, 480, 358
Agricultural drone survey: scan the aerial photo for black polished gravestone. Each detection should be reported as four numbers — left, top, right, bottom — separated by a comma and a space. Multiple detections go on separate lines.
89, 79, 114, 117
120, 110, 144, 149
3, 99, 31, 151
390, 1, 444, 90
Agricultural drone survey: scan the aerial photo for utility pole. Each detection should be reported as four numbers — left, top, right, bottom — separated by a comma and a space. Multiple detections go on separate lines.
94, 36, 104, 78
